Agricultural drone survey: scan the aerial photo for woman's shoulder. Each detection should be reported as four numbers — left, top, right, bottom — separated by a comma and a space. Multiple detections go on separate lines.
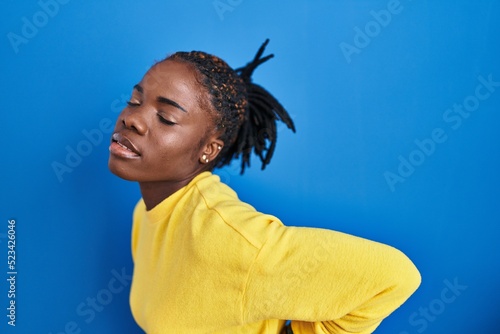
192, 172, 284, 248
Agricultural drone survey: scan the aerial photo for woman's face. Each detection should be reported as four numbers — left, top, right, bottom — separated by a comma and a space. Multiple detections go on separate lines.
108, 60, 221, 183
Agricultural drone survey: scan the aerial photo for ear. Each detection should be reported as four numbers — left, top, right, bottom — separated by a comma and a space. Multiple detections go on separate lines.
199, 137, 224, 165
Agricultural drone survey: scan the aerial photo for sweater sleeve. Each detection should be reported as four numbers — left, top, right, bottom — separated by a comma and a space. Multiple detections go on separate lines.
242, 221, 421, 334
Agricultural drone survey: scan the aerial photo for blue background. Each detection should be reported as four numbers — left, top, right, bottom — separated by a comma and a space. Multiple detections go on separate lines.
2, 0, 499, 333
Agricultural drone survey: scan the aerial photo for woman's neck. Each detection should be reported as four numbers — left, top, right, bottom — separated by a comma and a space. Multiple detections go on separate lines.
138, 179, 192, 211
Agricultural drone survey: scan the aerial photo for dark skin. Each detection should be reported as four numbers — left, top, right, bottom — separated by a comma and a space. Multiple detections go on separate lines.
108, 60, 224, 210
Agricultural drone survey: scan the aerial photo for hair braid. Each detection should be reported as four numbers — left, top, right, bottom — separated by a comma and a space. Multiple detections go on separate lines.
166, 39, 295, 174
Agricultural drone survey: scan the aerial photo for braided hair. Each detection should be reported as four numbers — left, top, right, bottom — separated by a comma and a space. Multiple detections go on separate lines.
167, 39, 295, 174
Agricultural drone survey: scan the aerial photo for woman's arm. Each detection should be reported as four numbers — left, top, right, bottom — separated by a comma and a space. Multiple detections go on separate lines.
242, 222, 421, 334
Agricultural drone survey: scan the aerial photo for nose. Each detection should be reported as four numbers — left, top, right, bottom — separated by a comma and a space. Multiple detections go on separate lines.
121, 108, 147, 135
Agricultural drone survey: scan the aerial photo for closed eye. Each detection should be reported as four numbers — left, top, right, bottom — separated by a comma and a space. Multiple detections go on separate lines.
127, 101, 140, 107
157, 113, 176, 126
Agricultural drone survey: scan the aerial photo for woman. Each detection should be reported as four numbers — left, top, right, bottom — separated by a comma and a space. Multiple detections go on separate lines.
108, 40, 420, 334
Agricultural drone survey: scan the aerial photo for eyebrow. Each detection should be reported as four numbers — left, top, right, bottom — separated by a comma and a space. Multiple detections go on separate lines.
133, 84, 187, 113
133, 84, 143, 93
157, 96, 187, 113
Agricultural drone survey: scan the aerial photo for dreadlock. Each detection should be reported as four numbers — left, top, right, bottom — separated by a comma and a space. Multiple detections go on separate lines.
167, 39, 295, 174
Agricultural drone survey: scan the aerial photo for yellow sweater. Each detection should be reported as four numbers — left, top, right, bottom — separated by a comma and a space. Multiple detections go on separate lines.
130, 172, 420, 334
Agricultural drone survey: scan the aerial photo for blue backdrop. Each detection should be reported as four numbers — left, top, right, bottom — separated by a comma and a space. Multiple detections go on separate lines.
2, 1, 499, 333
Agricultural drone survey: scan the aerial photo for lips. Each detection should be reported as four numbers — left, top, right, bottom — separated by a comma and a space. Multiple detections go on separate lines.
109, 133, 141, 158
